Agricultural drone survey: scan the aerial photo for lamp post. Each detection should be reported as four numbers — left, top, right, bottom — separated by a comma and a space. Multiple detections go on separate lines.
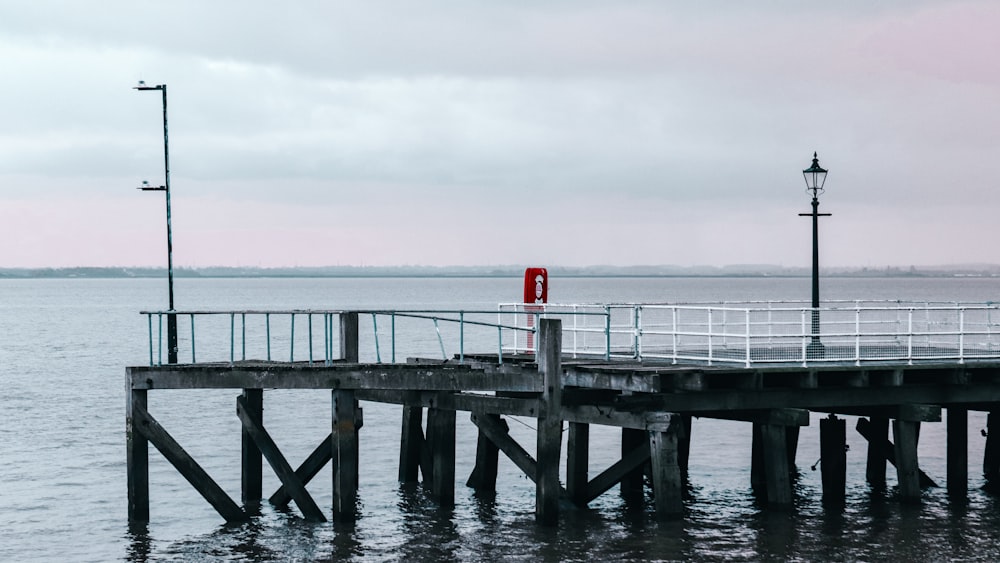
134, 81, 177, 364
799, 152, 830, 358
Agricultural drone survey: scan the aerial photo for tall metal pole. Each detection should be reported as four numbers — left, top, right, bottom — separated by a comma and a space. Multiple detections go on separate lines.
136, 82, 177, 364
810, 194, 821, 353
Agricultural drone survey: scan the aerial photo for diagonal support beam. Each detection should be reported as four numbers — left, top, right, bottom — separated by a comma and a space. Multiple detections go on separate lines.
471, 411, 539, 482
584, 441, 651, 504
131, 401, 247, 522
237, 396, 326, 521
856, 417, 937, 488
269, 434, 333, 507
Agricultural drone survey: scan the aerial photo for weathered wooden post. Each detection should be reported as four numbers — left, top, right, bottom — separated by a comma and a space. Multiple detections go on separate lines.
750, 423, 765, 493
621, 428, 646, 501
984, 411, 1000, 490
947, 407, 968, 497
333, 312, 360, 521
567, 422, 590, 506
761, 424, 792, 507
127, 389, 149, 522
241, 388, 263, 505
820, 414, 846, 505
536, 318, 562, 525
893, 419, 921, 501
398, 391, 424, 484
428, 396, 456, 507
865, 417, 889, 488
648, 416, 683, 519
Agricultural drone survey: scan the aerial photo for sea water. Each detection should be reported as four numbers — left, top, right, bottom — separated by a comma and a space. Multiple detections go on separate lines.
2, 276, 1000, 561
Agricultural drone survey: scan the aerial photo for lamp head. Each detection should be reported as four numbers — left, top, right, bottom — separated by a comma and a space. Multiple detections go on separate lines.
133, 80, 164, 91
802, 151, 828, 197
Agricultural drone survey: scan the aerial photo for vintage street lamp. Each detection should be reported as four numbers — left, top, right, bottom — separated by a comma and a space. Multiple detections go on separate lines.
799, 152, 830, 357
134, 81, 177, 364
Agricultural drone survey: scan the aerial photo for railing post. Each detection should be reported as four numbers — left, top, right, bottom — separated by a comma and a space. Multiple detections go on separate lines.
745, 309, 751, 368
289, 313, 295, 363
959, 308, 966, 364
671, 307, 678, 365
266, 313, 271, 362
459, 311, 465, 363
340, 312, 359, 363
229, 313, 235, 364
391, 313, 396, 364
855, 307, 861, 365
241, 313, 246, 362
604, 306, 611, 361
147, 314, 154, 366
907, 308, 914, 365
707, 308, 713, 366
190, 314, 196, 363
157, 313, 163, 366
801, 309, 808, 367
307, 313, 313, 365
372, 313, 381, 363
634, 306, 641, 360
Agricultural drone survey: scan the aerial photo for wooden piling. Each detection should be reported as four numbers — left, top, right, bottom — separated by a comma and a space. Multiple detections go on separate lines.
536, 319, 563, 525
893, 419, 921, 501
750, 423, 765, 493
127, 389, 149, 522
865, 417, 889, 488
567, 422, 590, 506
466, 413, 503, 492
761, 424, 792, 507
241, 388, 263, 505
819, 414, 846, 505
428, 400, 456, 507
947, 407, 968, 497
621, 428, 646, 501
648, 420, 683, 519
398, 394, 424, 483
984, 411, 1000, 490
332, 389, 359, 521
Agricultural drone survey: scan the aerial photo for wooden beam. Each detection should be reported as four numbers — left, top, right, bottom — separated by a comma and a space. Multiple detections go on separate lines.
819, 415, 846, 506
131, 401, 247, 522
269, 434, 333, 507
893, 419, 922, 502
428, 403, 456, 507
761, 424, 792, 507
236, 395, 326, 522
567, 422, 590, 506
240, 388, 263, 505
127, 389, 149, 522
648, 425, 683, 519
585, 441, 650, 504
865, 417, 889, 488
856, 418, 937, 488
471, 411, 538, 483
536, 319, 563, 525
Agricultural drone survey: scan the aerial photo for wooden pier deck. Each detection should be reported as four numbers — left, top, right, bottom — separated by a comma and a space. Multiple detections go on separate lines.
127, 311, 1000, 525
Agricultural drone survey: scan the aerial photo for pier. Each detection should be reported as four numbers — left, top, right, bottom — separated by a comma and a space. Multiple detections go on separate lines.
127, 301, 1000, 524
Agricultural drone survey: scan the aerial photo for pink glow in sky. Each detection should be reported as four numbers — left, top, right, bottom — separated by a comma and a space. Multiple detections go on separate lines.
1, 2, 999, 269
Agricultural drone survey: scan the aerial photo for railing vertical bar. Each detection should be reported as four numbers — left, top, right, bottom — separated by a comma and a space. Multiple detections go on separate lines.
707, 308, 713, 366
229, 313, 235, 364
604, 306, 611, 361
801, 309, 808, 367
459, 312, 465, 363
266, 313, 271, 362
190, 314, 196, 364
147, 314, 154, 366
433, 318, 446, 360
372, 313, 381, 364
907, 308, 914, 365
308, 313, 314, 366
855, 306, 861, 366
290, 313, 295, 363
391, 313, 396, 364
241, 313, 246, 362
960, 308, 966, 363
671, 307, 678, 365
498, 325, 504, 365
573, 305, 579, 358
634, 306, 641, 360
745, 308, 751, 368
157, 312, 163, 366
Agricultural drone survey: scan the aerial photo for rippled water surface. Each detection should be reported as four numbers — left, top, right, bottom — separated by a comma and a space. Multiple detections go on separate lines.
3, 276, 1000, 561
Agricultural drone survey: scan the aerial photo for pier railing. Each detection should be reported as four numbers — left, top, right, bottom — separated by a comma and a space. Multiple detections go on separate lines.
142, 301, 1000, 368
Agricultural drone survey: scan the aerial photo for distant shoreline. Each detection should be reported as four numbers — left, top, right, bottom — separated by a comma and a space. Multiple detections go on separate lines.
2, 266, 999, 280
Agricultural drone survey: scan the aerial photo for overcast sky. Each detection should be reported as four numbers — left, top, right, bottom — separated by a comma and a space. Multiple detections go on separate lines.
1, 1, 997, 268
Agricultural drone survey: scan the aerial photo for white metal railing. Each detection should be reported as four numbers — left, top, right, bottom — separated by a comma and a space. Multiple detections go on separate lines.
142, 302, 1000, 368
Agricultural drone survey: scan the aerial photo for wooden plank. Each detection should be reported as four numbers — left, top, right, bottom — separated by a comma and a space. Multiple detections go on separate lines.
471, 411, 538, 483
236, 396, 325, 521
332, 389, 359, 521
240, 388, 263, 505
567, 422, 590, 506
648, 426, 682, 519
269, 434, 333, 507
585, 441, 650, 504
536, 319, 563, 525
131, 401, 247, 522
127, 389, 149, 522
947, 407, 968, 497
466, 413, 503, 492
893, 419, 922, 501
856, 417, 937, 488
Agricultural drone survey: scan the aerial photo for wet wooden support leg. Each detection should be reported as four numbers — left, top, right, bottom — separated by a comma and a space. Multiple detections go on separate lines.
820, 414, 847, 505
761, 424, 792, 507
648, 419, 682, 519
398, 395, 424, 483
466, 413, 503, 492
893, 419, 921, 501
750, 423, 765, 493
127, 389, 149, 522
785, 425, 800, 475
536, 319, 563, 525
131, 400, 247, 522
864, 417, 889, 488
428, 401, 456, 507
567, 422, 590, 506
621, 428, 646, 501
332, 389, 359, 521
237, 395, 325, 521
678, 414, 692, 477
984, 411, 1000, 490
947, 407, 968, 497
241, 388, 263, 505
